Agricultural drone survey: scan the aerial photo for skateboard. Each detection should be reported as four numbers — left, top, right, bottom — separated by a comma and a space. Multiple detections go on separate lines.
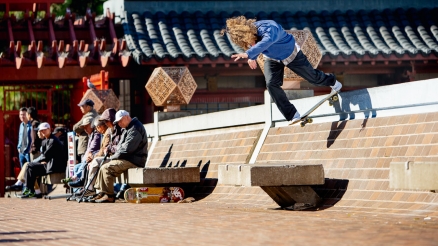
289, 90, 339, 127
124, 187, 185, 204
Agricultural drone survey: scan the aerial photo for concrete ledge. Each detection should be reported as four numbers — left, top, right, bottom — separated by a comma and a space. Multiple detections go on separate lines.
390, 162, 438, 190
218, 163, 324, 187
117, 167, 200, 185
218, 163, 324, 208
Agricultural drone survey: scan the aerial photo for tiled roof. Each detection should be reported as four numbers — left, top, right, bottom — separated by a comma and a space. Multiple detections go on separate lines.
122, 8, 438, 63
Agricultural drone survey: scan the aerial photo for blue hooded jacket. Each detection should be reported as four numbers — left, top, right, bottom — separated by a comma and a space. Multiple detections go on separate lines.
245, 20, 296, 60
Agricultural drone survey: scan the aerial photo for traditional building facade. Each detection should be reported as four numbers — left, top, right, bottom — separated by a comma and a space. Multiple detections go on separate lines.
0, 0, 437, 186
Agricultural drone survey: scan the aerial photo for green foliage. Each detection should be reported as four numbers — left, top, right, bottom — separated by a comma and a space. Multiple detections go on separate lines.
51, 0, 106, 16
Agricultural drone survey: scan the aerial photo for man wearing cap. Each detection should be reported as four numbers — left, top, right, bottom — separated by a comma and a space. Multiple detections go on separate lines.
73, 99, 98, 162
67, 116, 101, 188
93, 110, 148, 203
21, 122, 67, 199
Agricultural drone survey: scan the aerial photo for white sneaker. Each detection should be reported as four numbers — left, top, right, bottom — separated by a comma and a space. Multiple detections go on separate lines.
330, 80, 342, 92
288, 111, 301, 124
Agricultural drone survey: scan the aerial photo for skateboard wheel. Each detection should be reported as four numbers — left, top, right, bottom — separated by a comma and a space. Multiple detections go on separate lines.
307, 118, 313, 123
332, 95, 339, 102
300, 122, 306, 127
328, 101, 333, 106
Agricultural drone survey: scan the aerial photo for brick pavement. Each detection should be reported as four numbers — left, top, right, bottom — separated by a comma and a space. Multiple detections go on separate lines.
0, 198, 437, 245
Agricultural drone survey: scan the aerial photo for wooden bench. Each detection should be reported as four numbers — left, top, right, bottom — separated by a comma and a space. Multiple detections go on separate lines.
218, 163, 325, 209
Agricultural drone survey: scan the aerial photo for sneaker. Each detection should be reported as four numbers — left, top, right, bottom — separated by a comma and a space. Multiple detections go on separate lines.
288, 111, 301, 124
20, 191, 37, 199
35, 193, 43, 199
330, 80, 342, 92
68, 179, 84, 188
61, 177, 73, 184
94, 194, 115, 203
5, 184, 23, 191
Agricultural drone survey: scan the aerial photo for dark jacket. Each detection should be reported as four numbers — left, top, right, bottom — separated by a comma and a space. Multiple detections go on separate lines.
29, 119, 42, 154
110, 117, 148, 167
33, 134, 67, 174
73, 109, 98, 155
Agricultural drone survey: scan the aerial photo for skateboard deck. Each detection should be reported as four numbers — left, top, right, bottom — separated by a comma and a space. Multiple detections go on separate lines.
289, 90, 339, 127
124, 187, 185, 204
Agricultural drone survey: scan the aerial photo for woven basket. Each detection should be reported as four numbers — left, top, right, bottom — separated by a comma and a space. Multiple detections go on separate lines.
256, 30, 322, 80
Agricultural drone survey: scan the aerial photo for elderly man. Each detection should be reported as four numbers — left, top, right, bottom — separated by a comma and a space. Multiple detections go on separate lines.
67, 116, 101, 188
73, 99, 98, 162
92, 110, 148, 203
21, 122, 67, 199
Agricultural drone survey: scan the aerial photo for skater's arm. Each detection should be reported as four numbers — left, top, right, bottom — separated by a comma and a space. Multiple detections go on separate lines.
245, 26, 279, 60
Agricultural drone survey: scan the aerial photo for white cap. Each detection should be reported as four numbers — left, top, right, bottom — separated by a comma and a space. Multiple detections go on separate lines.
37, 122, 50, 131
113, 110, 129, 124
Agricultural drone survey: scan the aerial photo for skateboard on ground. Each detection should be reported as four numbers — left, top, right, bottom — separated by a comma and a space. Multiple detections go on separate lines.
124, 187, 185, 204
289, 90, 339, 127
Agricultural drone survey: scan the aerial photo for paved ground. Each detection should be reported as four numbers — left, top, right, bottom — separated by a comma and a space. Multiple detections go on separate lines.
0, 197, 437, 245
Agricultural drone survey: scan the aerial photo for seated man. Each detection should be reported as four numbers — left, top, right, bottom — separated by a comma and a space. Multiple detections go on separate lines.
21, 122, 67, 199
76, 118, 111, 196
6, 130, 46, 197
66, 116, 101, 187
92, 110, 148, 203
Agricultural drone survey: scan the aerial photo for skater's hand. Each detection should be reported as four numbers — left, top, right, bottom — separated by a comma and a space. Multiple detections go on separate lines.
248, 59, 257, 69
231, 53, 248, 61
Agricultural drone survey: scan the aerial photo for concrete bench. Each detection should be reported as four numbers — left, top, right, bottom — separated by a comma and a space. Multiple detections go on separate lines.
40, 173, 65, 194
218, 163, 325, 208
390, 162, 438, 191
116, 167, 200, 186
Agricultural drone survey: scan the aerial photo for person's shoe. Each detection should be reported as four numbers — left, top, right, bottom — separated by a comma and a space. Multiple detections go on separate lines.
20, 191, 37, 199
5, 184, 23, 191
35, 193, 43, 199
330, 80, 342, 92
89, 192, 105, 203
288, 111, 301, 124
74, 188, 85, 196
61, 177, 73, 185
94, 194, 115, 203
68, 179, 84, 188
82, 189, 96, 197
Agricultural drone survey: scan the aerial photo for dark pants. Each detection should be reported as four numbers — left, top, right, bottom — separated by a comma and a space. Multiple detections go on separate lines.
264, 50, 336, 121
24, 162, 48, 192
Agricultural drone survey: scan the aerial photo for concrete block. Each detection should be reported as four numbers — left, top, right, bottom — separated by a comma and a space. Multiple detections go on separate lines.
218, 163, 324, 186
261, 186, 322, 208
118, 167, 200, 185
390, 162, 438, 190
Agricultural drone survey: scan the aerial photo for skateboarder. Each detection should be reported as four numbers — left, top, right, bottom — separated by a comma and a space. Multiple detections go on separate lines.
222, 16, 342, 123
